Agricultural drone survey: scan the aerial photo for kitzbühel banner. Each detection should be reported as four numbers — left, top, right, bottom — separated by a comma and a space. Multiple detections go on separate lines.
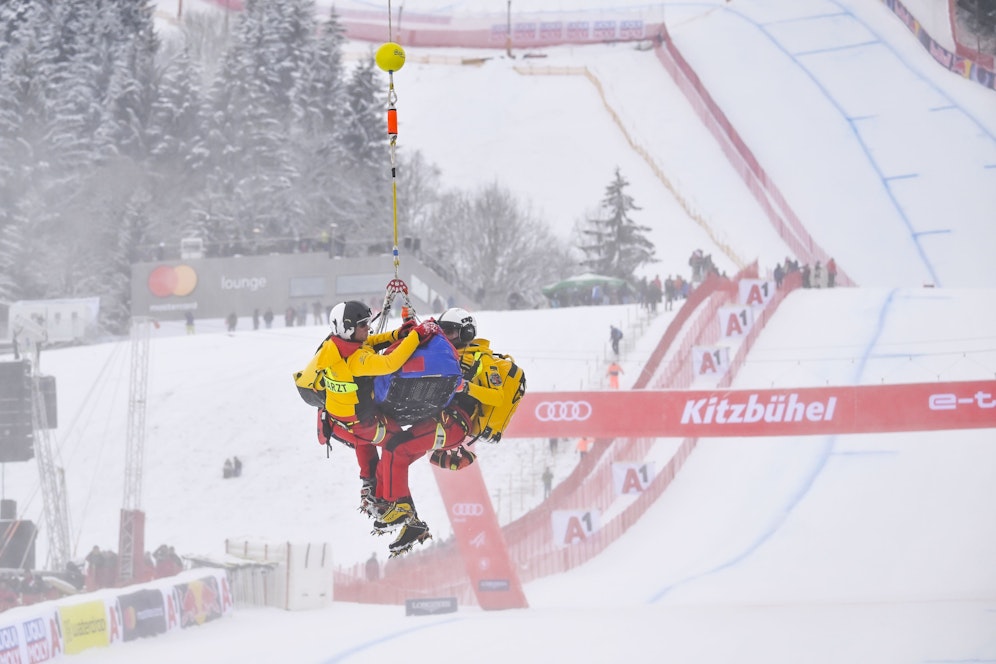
505, 381, 996, 438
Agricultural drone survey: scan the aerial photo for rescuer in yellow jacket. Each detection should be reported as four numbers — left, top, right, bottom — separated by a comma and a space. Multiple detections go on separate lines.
373, 308, 504, 514
294, 300, 440, 508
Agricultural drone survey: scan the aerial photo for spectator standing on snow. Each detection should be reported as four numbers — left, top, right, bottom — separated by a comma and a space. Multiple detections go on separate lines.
609, 325, 623, 355
606, 361, 623, 389
365, 552, 380, 581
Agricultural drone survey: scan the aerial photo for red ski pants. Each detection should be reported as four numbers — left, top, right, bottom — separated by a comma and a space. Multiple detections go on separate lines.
376, 407, 472, 502
327, 414, 403, 480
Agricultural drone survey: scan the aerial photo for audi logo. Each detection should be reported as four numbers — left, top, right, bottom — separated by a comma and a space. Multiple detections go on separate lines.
535, 400, 593, 422
451, 503, 484, 517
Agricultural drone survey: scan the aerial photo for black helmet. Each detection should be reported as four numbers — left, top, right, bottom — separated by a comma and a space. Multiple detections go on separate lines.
329, 300, 372, 340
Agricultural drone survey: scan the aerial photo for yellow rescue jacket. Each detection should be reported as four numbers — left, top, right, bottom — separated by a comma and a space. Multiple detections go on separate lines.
295, 329, 420, 423
453, 338, 526, 442
453, 338, 504, 415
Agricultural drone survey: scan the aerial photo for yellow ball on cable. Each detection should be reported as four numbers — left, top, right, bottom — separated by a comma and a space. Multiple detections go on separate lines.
375, 42, 406, 73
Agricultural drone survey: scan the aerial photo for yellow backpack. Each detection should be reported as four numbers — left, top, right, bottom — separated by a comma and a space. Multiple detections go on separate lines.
470, 352, 526, 443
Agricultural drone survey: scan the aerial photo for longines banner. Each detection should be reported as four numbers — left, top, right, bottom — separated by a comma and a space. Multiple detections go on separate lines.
504, 381, 996, 438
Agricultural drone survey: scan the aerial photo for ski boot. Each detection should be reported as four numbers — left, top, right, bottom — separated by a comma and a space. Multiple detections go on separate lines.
371, 499, 414, 536
388, 516, 432, 558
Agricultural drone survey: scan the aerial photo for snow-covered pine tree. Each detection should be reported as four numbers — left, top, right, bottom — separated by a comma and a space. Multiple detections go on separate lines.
195, 0, 311, 254
96, 0, 160, 161
0, 4, 38, 301
576, 167, 656, 280
295, 8, 351, 246
336, 55, 392, 252
145, 49, 207, 249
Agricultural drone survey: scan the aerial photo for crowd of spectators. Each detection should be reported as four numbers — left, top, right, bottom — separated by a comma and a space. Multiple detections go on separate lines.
773, 256, 838, 289
547, 250, 721, 311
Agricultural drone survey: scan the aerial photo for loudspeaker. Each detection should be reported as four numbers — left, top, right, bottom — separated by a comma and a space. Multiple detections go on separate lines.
0, 520, 36, 569
35, 375, 57, 429
0, 362, 33, 463
0, 361, 29, 398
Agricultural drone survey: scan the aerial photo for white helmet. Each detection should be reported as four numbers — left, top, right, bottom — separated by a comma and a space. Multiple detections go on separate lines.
438, 307, 477, 346
328, 300, 372, 340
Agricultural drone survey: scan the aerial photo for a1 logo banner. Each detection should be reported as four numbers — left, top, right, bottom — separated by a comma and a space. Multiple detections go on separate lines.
692, 346, 730, 377
718, 305, 754, 339
738, 278, 774, 307
551, 510, 601, 548
612, 462, 655, 495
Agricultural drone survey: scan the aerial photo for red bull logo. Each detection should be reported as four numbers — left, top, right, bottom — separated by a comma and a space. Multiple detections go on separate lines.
148, 265, 198, 297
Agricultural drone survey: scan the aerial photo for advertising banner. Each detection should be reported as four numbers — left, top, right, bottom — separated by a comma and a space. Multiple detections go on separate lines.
505, 381, 996, 439
404, 597, 458, 616
59, 601, 108, 655
551, 510, 601, 548
174, 576, 228, 629
431, 463, 528, 610
0, 624, 20, 664
612, 462, 655, 495
738, 278, 774, 307
691, 346, 730, 379
20, 613, 58, 663
117, 589, 166, 642
717, 305, 754, 339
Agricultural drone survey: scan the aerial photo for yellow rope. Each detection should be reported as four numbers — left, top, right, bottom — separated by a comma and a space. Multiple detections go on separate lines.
387, 0, 400, 277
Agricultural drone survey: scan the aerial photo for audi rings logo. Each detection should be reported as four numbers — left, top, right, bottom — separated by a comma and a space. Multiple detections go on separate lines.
535, 401, 593, 422
451, 503, 484, 517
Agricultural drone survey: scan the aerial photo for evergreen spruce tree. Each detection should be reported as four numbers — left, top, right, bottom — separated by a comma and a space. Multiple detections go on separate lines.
99, 194, 151, 333
0, 0, 573, 323
196, 0, 309, 254
337, 55, 392, 252
146, 49, 207, 248
576, 167, 656, 280
97, 0, 160, 160
295, 8, 350, 245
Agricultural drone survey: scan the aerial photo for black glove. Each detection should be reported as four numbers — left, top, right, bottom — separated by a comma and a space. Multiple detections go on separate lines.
317, 409, 333, 446
396, 318, 417, 339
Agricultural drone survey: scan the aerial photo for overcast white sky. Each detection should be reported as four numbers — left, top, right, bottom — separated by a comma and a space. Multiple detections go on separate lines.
13, 0, 996, 662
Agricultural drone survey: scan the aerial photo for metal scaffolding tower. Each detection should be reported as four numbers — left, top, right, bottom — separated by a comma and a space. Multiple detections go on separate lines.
31, 373, 71, 571
118, 317, 152, 583
14, 314, 71, 571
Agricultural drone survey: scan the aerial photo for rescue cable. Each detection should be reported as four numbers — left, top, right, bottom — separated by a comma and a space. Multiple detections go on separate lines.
373, 1, 414, 332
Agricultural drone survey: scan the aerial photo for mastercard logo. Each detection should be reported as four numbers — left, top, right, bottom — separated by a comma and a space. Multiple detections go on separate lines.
123, 605, 137, 630
148, 264, 198, 297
